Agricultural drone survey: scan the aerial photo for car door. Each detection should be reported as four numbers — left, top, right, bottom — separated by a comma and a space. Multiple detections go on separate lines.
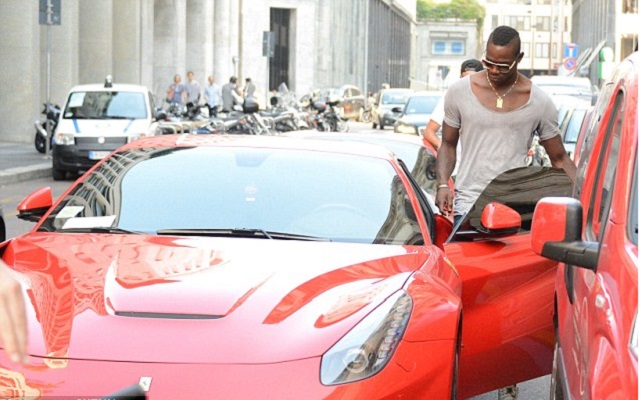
559, 76, 638, 399
441, 166, 573, 399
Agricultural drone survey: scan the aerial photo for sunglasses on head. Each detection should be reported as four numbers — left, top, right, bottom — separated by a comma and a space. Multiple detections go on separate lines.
481, 58, 517, 73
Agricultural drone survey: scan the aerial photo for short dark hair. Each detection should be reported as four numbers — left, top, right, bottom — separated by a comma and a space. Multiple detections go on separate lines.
460, 59, 483, 74
488, 26, 521, 55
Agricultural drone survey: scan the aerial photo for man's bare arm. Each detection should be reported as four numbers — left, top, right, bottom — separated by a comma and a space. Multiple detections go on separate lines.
541, 135, 577, 182
435, 122, 460, 216
422, 119, 442, 150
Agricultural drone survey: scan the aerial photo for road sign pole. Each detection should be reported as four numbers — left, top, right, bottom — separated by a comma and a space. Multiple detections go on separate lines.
45, 0, 52, 159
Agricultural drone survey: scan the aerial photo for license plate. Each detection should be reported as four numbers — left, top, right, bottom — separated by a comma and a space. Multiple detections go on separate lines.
88, 151, 110, 160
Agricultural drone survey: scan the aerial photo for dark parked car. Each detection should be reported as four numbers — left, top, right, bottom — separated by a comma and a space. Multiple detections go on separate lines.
0, 204, 5, 242
393, 91, 443, 136
322, 85, 366, 121
371, 88, 413, 130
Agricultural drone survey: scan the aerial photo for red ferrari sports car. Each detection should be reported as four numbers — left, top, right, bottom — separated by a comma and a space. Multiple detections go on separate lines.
1, 134, 571, 399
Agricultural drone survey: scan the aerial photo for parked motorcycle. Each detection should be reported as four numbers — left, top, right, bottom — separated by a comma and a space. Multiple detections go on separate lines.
34, 102, 61, 154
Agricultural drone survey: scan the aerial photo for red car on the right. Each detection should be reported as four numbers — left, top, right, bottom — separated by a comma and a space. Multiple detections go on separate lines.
531, 51, 638, 399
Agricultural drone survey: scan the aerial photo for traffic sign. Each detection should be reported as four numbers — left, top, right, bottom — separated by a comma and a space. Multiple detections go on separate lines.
564, 57, 577, 71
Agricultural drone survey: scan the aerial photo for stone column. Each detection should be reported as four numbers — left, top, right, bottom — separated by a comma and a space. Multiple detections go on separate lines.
79, 0, 112, 84
154, 0, 187, 106
214, 0, 232, 84
0, 1, 40, 142
112, 0, 142, 85
186, 0, 214, 88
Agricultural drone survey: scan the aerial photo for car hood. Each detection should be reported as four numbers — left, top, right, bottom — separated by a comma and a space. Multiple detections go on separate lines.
5, 233, 434, 364
397, 114, 431, 125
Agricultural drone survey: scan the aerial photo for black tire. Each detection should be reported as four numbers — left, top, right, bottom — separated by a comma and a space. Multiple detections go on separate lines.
362, 110, 372, 123
52, 167, 66, 181
35, 133, 46, 154
549, 340, 565, 400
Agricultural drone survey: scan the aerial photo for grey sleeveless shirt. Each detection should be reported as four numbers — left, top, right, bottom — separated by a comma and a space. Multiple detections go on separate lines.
443, 75, 560, 217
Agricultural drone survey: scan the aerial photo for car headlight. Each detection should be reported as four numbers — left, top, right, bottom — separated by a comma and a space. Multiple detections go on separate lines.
631, 311, 638, 359
320, 291, 412, 385
395, 124, 417, 135
53, 132, 74, 145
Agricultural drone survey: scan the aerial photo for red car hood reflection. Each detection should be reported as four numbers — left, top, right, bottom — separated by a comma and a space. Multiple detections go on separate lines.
5, 233, 431, 364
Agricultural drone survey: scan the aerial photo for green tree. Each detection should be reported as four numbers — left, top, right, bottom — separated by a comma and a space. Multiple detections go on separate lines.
417, 0, 485, 26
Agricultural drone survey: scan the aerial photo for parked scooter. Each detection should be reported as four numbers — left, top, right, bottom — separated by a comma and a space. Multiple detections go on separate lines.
34, 102, 61, 154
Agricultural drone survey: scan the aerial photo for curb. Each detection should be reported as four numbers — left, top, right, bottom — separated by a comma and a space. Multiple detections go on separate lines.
0, 164, 52, 186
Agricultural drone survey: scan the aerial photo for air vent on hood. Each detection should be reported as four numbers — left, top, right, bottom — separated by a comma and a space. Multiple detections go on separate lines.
116, 311, 222, 319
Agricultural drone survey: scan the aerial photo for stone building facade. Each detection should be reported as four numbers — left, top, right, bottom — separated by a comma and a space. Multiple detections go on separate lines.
0, 0, 415, 143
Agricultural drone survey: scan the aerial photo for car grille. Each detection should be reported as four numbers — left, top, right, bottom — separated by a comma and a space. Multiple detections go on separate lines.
75, 137, 128, 145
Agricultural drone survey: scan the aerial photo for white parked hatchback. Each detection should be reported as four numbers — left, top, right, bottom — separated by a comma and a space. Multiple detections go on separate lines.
52, 76, 161, 180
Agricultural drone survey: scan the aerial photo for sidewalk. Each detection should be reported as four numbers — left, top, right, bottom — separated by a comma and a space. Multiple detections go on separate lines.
0, 142, 52, 186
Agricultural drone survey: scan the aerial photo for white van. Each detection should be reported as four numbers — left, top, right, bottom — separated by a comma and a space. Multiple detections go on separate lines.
52, 77, 161, 180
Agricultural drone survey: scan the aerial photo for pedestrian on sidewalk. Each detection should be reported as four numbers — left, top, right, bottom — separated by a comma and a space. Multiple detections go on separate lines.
204, 75, 222, 117
166, 74, 187, 106
185, 71, 201, 105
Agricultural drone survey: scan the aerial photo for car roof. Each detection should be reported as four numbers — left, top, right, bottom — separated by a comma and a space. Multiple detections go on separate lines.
121, 134, 398, 160
67, 83, 150, 93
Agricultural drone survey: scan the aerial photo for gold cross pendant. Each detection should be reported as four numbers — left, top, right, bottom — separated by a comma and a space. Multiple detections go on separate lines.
496, 98, 503, 108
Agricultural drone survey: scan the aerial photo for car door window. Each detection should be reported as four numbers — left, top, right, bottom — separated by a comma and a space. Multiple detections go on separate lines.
450, 166, 573, 241
586, 90, 624, 241
574, 81, 615, 198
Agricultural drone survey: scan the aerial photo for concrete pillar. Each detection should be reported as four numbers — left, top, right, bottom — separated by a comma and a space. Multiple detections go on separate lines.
214, 0, 232, 84
186, 0, 214, 89
45, 0, 79, 105
79, 0, 112, 84
0, 1, 40, 142
112, 0, 141, 85
154, 0, 187, 106
140, 0, 156, 96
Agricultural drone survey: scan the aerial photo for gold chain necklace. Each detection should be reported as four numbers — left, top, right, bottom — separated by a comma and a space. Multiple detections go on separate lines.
486, 72, 519, 109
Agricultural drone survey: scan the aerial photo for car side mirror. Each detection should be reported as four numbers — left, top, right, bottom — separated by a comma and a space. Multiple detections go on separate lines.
17, 187, 53, 223
531, 197, 598, 270
391, 106, 402, 113
477, 202, 521, 236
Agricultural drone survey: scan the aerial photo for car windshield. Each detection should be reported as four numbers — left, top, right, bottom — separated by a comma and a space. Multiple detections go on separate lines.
381, 91, 410, 105
404, 95, 440, 115
63, 91, 148, 119
38, 146, 424, 245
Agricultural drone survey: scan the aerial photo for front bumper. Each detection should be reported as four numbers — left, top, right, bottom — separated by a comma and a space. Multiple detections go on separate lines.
0, 339, 455, 399
52, 136, 127, 173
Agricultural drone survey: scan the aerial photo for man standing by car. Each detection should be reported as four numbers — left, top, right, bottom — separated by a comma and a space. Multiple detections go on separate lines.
436, 27, 577, 398
436, 26, 576, 225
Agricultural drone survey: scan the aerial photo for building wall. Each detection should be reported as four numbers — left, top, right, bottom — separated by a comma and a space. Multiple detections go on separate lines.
416, 19, 479, 90
481, 0, 573, 77
0, 0, 414, 143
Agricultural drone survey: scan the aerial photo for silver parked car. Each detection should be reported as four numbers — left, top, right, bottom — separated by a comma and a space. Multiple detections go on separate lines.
372, 88, 413, 130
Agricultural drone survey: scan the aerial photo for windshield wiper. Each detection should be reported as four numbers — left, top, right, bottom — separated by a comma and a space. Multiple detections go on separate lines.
58, 227, 143, 234
105, 116, 136, 120
156, 228, 331, 241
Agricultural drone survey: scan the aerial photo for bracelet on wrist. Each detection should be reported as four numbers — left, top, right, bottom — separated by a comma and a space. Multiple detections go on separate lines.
437, 184, 450, 191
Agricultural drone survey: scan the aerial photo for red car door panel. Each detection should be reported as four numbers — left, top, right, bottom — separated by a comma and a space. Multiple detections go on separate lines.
445, 234, 557, 398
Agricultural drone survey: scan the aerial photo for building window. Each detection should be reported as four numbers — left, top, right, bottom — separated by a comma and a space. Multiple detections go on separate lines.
535, 43, 549, 58
536, 16, 550, 32
623, 0, 638, 13
504, 16, 530, 31
431, 40, 465, 55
